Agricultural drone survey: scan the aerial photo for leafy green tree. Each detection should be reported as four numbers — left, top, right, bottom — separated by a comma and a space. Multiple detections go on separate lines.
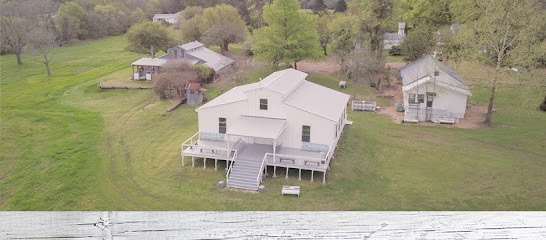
180, 15, 203, 43
317, 13, 333, 56
460, 0, 546, 125
145, 0, 162, 19
253, 0, 324, 69
200, 4, 246, 54
404, 0, 451, 27
400, 24, 436, 61
329, 13, 358, 71
125, 21, 176, 55
313, 0, 328, 14
129, 8, 147, 24
334, 0, 347, 13
180, 6, 204, 20
55, 2, 86, 42
352, 0, 393, 57
448, 0, 481, 24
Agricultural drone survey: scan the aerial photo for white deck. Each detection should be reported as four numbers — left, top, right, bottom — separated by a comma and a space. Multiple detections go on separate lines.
182, 139, 328, 171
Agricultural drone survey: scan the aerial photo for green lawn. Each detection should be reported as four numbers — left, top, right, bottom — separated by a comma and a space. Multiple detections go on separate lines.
1, 36, 545, 210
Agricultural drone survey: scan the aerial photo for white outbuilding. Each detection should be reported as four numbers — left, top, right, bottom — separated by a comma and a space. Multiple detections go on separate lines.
181, 68, 350, 191
401, 55, 472, 124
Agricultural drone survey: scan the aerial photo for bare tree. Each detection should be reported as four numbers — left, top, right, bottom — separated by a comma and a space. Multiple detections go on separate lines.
28, 30, 59, 76
346, 48, 383, 99
0, 2, 35, 65
152, 60, 199, 100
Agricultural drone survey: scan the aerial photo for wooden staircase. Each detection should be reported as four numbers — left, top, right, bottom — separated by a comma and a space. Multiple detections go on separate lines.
226, 158, 263, 191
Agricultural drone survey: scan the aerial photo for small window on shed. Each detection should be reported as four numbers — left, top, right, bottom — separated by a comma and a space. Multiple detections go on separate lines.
219, 117, 226, 134
302, 125, 310, 142
260, 99, 268, 110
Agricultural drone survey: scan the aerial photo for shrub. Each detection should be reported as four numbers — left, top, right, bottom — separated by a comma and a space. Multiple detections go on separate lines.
192, 64, 215, 83
389, 45, 403, 56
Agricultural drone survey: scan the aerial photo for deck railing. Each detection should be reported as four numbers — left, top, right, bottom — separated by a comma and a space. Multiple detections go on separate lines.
225, 151, 238, 183
181, 132, 238, 166
256, 153, 268, 187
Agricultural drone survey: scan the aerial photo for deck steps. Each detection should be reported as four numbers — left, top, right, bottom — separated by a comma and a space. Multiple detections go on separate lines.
226, 158, 263, 191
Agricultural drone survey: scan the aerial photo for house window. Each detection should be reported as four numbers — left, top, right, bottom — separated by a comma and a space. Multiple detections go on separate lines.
260, 99, 268, 110
408, 94, 416, 104
219, 118, 226, 134
302, 125, 310, 142
418, 94, 425, 103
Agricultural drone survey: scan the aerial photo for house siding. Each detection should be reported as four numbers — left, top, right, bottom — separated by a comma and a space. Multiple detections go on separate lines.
404, 82, 468, 117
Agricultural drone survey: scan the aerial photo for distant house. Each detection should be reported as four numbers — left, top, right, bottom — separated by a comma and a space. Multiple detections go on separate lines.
153, 12, 181, 25
384, 22, 406, 50
185, 82, 206, 106
181, 68, 350, 191
401, 55, 472, 124
160, 41, 234, 72
130, 41, 234, 81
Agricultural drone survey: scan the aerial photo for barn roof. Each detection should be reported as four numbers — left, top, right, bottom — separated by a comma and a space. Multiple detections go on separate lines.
186, 47, 234, 71
180, 41, 204, 51
400, 55, 471, 95
153, 12, 180, 19
185, 83, 202, 90
197, 69, 350, 122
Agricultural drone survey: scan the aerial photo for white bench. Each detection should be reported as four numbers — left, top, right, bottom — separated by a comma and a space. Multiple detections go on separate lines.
282, 185, 300, 197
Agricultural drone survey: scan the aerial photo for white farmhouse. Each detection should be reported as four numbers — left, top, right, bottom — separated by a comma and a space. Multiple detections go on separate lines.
152, 12, 181, 25
181, 69, 350, 191
401, 55, 472, 124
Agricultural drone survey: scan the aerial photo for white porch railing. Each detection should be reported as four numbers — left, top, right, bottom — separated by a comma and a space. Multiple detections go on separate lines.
181, 132, 238, 166
225, 151, 238, 184
256, 154, 268, 187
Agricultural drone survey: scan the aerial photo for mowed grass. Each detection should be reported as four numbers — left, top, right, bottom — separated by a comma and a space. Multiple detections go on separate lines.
1, 36, 545, 210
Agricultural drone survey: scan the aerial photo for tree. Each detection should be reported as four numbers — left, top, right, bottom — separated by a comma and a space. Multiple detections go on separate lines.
400, 24, 436, 61
353, 0, 394, 57
334, 0, 347, 13
313, 0, 328, 14
200, 4, 246, 54
460, 0, 546, 125
145, 0, 162, 19
0, 2, 35, 65
152, 60, 198, 100
329, 13, 358, 71
180, 15, 203, 42
253, 0, 324, 69
317, 14, 333, 56
345, 48, 383, 99
129, 8, 147, 24
28, 30, 59, 76
180, 6, 204, 20
404, 0, 451, 27
55, 2, 86, 41
125, 21, 176, 55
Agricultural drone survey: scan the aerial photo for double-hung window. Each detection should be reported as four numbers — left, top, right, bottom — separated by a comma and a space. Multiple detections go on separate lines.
302, 125, 311, 142
260, 99, 268, 110
408, 94, 416, 104
219, 118, 226, 134
417, 94, 425, 103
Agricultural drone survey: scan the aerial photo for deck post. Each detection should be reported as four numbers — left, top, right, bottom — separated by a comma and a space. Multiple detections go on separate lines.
181, 154, 184, 167
226, 134, 230, 157
310, 170, 314, 182
214, 159, 217, 171
273, 138, 276, 163
298, 169, 302, 181
203, 158, 206, 169
285, 167, 289, 179
192, 156, 195, 168
323, 171, 326, 184
273, 166, 277, 179
225, 160, 229, 171
265, 165, 268, 176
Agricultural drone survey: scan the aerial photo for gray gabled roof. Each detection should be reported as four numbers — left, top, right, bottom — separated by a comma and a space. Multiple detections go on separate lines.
131, 58, 167, 67
197, 69, 350, 122
186, 47, 234, 71
153, 12, 181, 19
400, 55, 471, 95
180, 41, 204, 51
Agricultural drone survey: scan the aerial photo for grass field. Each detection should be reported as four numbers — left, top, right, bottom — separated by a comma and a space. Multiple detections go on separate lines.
1, 36, 545, 210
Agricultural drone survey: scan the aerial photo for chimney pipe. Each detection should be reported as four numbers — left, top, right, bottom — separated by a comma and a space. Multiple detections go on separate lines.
151, 45, 154, 58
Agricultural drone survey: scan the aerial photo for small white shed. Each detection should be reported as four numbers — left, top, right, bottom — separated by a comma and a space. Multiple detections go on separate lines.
400, 55, 472, 123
